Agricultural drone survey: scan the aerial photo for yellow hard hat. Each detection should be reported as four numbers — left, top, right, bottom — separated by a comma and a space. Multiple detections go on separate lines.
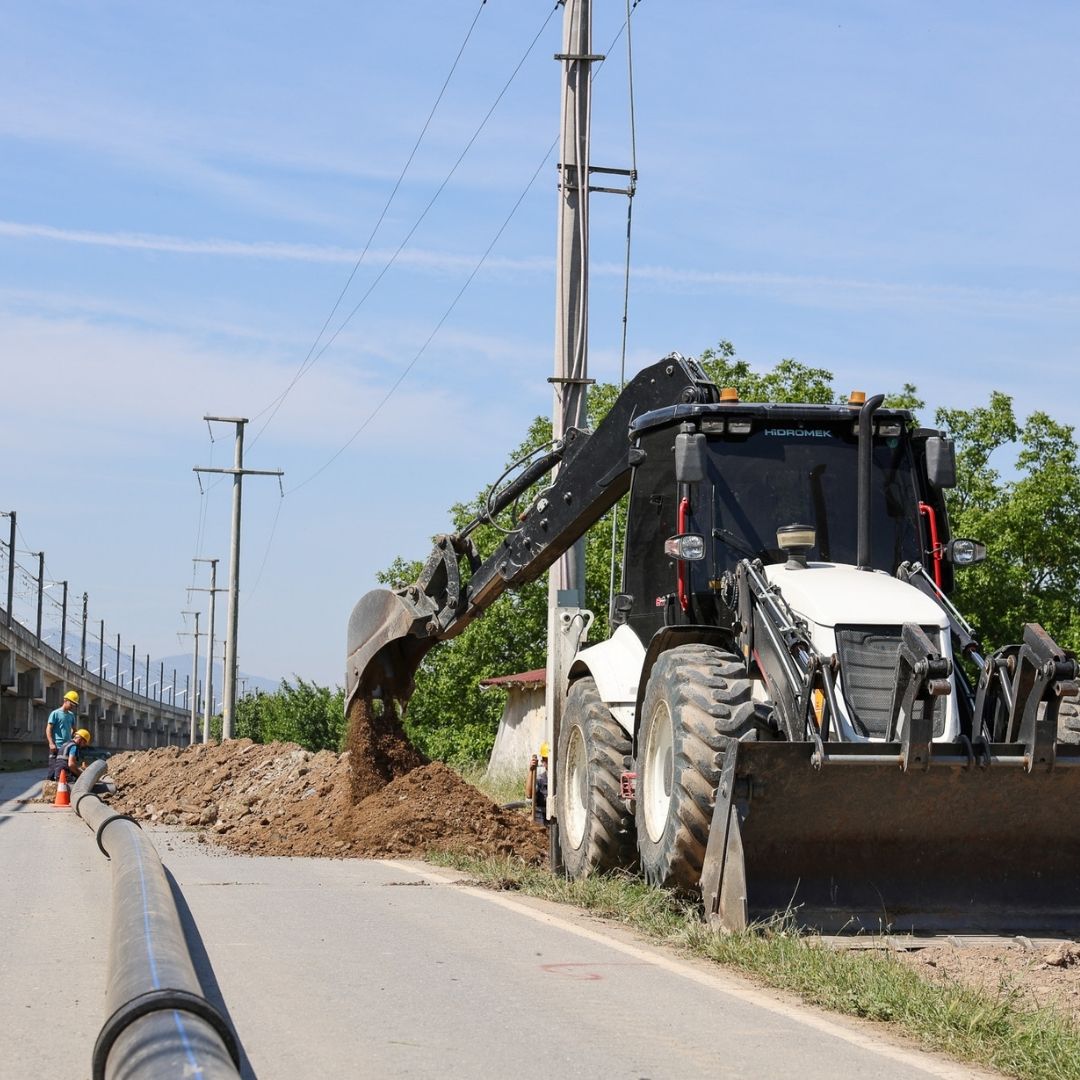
539, 742, 550, 758
75, 729, 91, 744
64, 690, 80, 704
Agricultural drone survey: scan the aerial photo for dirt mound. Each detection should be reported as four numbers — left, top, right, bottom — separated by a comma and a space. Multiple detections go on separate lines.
345, 696, 428, 802
102, 740, 544, 864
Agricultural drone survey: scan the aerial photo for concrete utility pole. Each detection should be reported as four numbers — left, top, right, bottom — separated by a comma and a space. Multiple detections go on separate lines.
180, 611, 201, 745
545, 0, 601, 840
550, 0, 594, 608
2, 511, 14, 628
35, 553, 44, 641
195, 418, 283, 740
190, 557, 223, 748
59, 580, 69, 660
81, 592, 88, 669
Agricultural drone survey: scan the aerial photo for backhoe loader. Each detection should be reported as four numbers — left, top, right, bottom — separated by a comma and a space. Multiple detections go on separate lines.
346, 353, 1080, 932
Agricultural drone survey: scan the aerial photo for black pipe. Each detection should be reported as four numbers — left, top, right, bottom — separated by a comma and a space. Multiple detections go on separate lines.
73, 766, 240, 1080
856, 394, 885, 570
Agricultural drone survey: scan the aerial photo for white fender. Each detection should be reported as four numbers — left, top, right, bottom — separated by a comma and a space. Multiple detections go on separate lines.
569, 624, 646, 735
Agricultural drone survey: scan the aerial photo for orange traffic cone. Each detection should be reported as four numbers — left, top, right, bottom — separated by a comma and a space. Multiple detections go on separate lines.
53, 769, 70, 808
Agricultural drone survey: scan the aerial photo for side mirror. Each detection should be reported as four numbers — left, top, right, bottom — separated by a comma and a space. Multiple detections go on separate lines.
675, 430, 707, 484
945, 538, 986, 566
925, 436, 956, 489
610, 592, 634, 626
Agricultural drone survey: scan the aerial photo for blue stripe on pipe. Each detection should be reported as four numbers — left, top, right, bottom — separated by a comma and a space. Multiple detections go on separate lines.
130, 826, 204, 1075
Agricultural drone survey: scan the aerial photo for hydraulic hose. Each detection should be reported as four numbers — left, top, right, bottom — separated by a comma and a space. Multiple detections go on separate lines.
72, 765, 241, 1080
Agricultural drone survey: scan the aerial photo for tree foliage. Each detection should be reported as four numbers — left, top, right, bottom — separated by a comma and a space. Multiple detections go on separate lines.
939, 395, 1080, 652
231, 679, 347, 752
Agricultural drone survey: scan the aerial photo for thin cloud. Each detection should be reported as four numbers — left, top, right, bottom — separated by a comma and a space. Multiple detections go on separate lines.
5, 219, 1079, 318
0, 219, 549, 274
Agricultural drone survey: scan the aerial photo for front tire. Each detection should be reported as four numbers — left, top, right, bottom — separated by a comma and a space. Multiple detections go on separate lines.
557, 677, 636, 879
635, 644, 769, 892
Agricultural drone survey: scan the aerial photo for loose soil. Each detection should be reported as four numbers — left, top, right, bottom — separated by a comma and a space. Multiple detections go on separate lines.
895, 939, 1080, 1025
345, 695, 428, 803
98, 735, 545, 864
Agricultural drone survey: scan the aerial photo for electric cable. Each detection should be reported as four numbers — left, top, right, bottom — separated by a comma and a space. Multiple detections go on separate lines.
248, 0, 491, 447
246, 492, 285, 600
248, 3, 560, 446
287, 139, 556, 494
608, 0, 641, 613
288, 4, 642, 495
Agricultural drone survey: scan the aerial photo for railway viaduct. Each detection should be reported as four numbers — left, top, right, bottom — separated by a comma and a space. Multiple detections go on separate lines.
0, 617, 186, 763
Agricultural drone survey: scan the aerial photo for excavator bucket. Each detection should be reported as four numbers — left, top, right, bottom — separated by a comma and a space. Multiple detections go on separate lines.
701, 740, 1080, 934
345, 588, 437, 712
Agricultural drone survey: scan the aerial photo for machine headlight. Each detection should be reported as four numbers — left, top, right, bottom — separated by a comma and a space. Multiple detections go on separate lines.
664, 534, 706, 561
947, 538, 986, 566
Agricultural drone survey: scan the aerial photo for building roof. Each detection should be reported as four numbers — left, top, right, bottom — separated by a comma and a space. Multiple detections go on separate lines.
478, 668, 546, 688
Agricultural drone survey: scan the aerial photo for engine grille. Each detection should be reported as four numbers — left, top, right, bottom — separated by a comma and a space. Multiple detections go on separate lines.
834, 625, 947, 738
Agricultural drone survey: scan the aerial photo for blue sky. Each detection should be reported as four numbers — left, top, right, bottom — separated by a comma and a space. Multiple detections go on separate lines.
2, 1, 1078, 687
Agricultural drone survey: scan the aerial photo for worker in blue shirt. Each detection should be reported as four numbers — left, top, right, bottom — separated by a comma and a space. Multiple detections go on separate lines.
48, 729, 91, 781
46, 690, 80, 770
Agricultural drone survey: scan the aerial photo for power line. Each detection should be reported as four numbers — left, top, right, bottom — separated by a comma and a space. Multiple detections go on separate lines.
247, 0, 493, 448
248, 3, 560, 446
287, 4, 642, 495
288, 141, 556, 495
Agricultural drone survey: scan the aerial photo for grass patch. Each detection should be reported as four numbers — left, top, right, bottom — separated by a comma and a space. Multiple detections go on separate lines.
431, 853, 1080, 1080
453, 762, 528, 809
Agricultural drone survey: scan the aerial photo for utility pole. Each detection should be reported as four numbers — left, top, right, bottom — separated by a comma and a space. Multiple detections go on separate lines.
115, 633, 121, 686
190, 557, 223, 749
81, 592, 88, 669
59, 580, 69, 660
180, 611, 201, 745
2, 511, 14, 628
130, 644, 136, 695
195, 419, 283, 739
35, 553, 44, 641
98, 620, 104, 680
545, 0, 598, 847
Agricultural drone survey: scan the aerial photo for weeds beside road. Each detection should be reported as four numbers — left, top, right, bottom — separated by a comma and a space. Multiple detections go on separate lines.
433, 853, 1080, 1080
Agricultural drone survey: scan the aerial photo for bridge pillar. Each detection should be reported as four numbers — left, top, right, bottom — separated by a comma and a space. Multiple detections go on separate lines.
0, 648, 17, 694
18, 667, 45, 704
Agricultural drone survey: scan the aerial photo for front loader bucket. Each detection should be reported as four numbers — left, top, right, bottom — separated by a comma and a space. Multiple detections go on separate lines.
701, 741, 1080, 934
345, 589, 437, 712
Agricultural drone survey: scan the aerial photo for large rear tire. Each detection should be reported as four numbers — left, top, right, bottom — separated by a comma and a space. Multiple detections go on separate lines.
635, 644, 770, 892
557, 677, 636, 879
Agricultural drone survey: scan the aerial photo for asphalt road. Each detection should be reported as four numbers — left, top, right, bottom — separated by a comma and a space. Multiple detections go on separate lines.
2, 768, 995, 1080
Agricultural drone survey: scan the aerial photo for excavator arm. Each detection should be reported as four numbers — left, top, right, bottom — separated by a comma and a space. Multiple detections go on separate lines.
345, 354, 719, 711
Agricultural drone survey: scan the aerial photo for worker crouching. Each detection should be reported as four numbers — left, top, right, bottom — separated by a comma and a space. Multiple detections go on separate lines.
47, 729, 92, 782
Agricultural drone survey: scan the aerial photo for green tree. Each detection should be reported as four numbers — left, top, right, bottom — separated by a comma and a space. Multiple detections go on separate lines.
233, 679, 347, 751
938, 395, 1080, 652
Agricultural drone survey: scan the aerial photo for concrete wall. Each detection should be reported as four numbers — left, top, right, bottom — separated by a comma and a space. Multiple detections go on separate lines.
485, 684, 546, 780
0, 618, 186, 763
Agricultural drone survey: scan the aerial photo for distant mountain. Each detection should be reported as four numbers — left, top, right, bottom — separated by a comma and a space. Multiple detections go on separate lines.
40, 628, 279, 704
158, 655, 280, 704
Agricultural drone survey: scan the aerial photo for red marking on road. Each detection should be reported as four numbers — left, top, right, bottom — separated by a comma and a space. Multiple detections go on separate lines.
540, 962, 650, 981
